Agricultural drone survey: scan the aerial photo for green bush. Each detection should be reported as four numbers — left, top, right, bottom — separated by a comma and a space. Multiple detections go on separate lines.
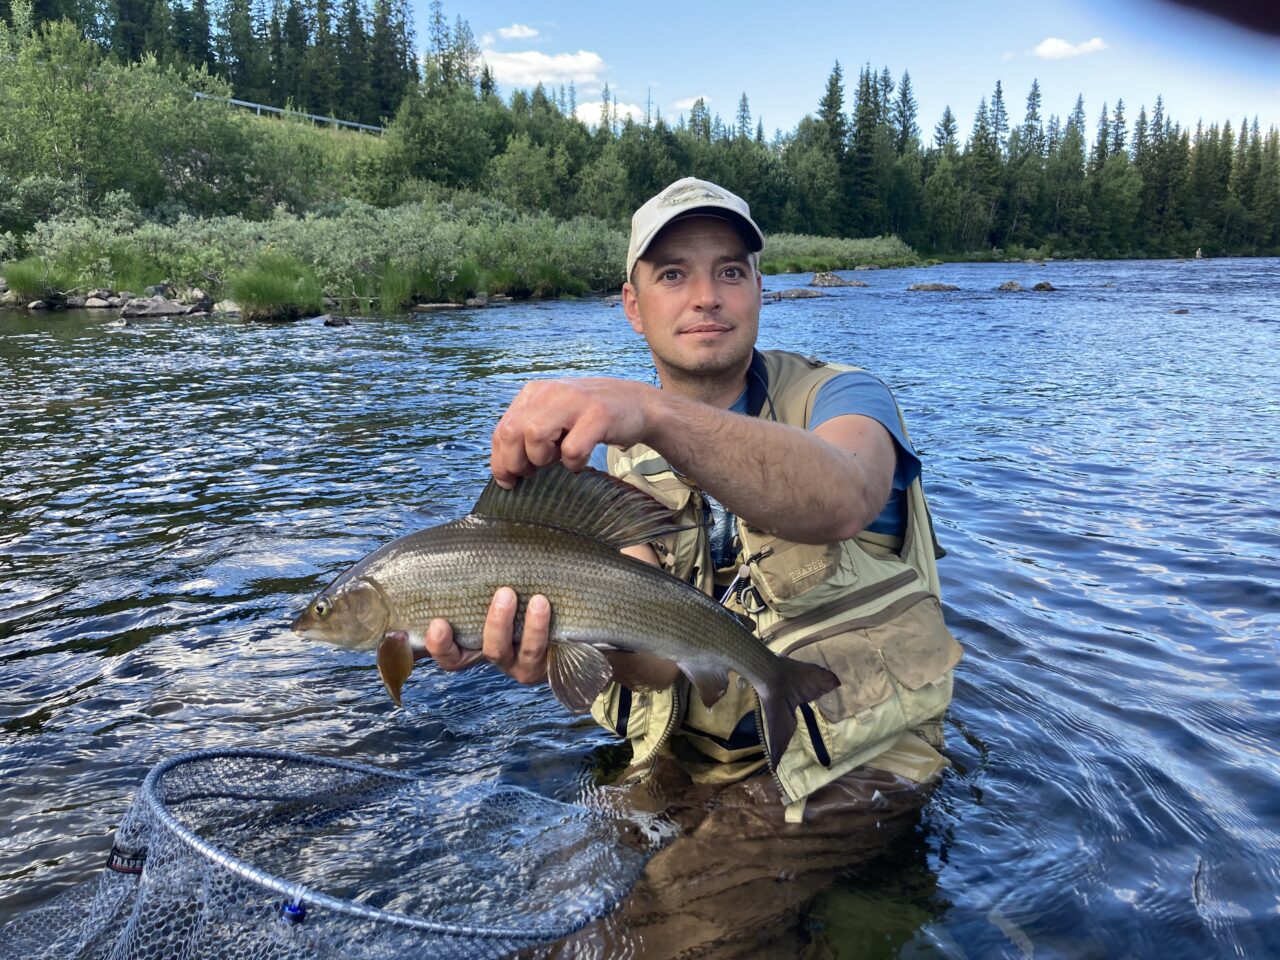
227, 253, 323, 321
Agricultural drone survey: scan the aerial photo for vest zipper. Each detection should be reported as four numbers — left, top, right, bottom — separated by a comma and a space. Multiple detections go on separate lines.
754, 705, 794, 804
646, 685, 682, 770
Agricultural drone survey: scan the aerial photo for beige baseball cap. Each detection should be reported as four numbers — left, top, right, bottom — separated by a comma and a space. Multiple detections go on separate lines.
626, 177, 765, 281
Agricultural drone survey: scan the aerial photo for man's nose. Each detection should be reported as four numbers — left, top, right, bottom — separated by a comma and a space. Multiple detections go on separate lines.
690, 271, 722, 309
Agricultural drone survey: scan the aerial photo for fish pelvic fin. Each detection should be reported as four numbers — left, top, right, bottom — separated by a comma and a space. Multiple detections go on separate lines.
470, 463, 692, 550
759, 658, 841, 771
377, 631, 416, 707
547, 640, 614, 713
682, 662, 731, 709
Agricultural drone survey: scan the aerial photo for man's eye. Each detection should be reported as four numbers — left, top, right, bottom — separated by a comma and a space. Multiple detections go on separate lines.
723, 266, 742, 279
661, 270, 681, 281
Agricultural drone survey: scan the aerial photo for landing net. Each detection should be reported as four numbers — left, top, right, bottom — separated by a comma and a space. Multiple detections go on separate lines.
0, 748, 655, 959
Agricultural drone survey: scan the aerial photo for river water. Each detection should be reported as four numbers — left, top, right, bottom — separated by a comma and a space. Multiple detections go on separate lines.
1, 258, 1277, 957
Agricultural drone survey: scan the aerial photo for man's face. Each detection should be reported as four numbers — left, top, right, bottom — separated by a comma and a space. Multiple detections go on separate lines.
622, 216, 763, 387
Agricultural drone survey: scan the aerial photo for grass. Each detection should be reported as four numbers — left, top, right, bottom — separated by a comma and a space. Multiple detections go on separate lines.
2, 257, 74, 300
760, 234, 920, 274
227, 253, 324, 322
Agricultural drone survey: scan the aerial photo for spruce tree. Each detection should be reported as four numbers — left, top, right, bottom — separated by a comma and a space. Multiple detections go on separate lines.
893, 70, 918, 155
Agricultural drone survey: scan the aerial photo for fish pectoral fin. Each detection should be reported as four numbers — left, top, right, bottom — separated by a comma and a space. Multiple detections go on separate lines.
547, 641, 614, 714
681, 663, 732, 709
377, 631, 416, 707
600, 648, 681, 692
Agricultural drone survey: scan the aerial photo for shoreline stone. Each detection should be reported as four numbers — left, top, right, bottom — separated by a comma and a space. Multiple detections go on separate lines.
810, 271, 869, 288
908, 283, 961, 292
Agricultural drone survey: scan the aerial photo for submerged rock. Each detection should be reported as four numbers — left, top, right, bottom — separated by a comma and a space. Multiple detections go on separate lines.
997, 280, 1025, 292
810, 271, 868, 288
908, 283, 960, 292
322, 314, 352, 327
411, 302, 466, 312
1032, 281, 1056, 292
765, 288, 826, 301
1170, 308, 1190, 315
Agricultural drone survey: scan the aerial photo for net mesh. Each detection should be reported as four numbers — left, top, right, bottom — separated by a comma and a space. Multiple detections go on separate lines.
0, 749, 655, 959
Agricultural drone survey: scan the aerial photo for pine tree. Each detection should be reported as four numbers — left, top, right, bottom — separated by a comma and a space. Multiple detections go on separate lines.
1090, 102, 1109, 174
337, 0, 371, 121
1109, 99, 1126, 156
892, 70, 918, 154
990, 79, 1008, 154
934, 105, 958, 153
1019, 80, 1044, 158
817, 61, 848, 160
735, 92, 751, 140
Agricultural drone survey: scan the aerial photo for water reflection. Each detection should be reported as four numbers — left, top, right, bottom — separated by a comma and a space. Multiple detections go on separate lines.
2, 258, 1279, 955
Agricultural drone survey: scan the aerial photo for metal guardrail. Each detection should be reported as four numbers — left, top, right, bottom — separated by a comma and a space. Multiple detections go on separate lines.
192, 92, 385, 134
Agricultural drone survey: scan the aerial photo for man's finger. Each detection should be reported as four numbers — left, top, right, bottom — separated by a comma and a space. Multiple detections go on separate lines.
482, 586, 518, 670
512, 594, 551, 684
425, 618, 484, 672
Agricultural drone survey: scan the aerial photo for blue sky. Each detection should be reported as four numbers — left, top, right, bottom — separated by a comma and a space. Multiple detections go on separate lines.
416, 0, 1280, 140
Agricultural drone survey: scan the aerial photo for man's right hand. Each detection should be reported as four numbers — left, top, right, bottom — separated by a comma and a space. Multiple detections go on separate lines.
421, 587, 551, 685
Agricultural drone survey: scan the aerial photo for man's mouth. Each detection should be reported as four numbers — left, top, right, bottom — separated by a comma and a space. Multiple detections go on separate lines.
681, 323, 732, 335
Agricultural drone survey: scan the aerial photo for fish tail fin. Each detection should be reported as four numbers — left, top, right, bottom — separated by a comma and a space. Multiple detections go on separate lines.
377, 631, 416, 706
759, 659, 840, 771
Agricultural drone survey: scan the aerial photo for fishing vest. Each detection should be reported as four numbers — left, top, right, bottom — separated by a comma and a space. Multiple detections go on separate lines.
593, 350, 963, 810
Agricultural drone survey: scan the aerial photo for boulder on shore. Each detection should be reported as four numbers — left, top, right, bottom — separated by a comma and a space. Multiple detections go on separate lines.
85, 297, 112, 309
908, 283, 960, 292
854, 264, 880, 271
121, 296, 189, 319
1032, 281, 1056, 292
213, 300, 242, 315
997, 280, 1025, 292
810, 271, 869, 288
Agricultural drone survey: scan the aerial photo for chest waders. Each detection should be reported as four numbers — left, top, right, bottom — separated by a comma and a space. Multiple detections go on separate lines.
593, 350, 963, 820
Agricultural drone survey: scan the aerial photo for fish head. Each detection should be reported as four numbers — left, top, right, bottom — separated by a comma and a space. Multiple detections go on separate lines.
291, 578, 391, 650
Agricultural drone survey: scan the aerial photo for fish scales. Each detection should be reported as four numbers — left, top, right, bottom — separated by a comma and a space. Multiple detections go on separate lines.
357, 516, 779, 680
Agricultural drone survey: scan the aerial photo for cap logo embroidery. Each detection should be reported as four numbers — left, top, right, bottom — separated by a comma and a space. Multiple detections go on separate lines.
660, 184, 725, 207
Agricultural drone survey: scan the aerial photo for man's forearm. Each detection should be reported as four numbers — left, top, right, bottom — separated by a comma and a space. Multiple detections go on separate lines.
642, 390, 892, 544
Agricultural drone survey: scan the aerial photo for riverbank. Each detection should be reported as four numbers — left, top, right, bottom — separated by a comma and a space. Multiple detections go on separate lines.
0, 198, 922, 317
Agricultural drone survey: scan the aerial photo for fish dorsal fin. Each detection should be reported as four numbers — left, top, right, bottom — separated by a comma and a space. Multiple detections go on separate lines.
471, 463, 689, 549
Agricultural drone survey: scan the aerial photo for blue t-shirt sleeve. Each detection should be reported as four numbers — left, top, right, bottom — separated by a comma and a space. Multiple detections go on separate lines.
810, 371, 921, 536
587, 444, 610, 472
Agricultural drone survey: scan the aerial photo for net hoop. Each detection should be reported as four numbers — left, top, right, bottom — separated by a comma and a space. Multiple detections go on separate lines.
137, 747, 579, 942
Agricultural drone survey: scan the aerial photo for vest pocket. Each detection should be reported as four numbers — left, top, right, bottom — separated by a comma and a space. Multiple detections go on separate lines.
782, 594, 962, 771
737, 523, 846, 607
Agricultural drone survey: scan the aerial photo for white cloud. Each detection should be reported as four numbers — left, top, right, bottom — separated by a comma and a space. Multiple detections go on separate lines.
1001, 50, 1016, 61
575, 100, 646, 126
479, 32, 494, 47
672, 95, 710, 111
481, 49, 606, 87
1034, 37, 1107, 59
497, 23, 538, 40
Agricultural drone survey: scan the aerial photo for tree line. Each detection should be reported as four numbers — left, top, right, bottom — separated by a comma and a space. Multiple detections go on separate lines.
384, 56, 1280, 258
4, 0, 1279, 257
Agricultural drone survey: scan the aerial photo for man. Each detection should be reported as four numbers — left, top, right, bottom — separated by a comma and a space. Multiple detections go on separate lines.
424, 177, 961, 823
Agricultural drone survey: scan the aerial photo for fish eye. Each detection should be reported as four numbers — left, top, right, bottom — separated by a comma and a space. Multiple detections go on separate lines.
314, 598, 331, 619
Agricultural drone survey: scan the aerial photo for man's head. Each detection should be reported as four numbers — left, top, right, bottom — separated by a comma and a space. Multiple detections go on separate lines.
623, 179, 766, 401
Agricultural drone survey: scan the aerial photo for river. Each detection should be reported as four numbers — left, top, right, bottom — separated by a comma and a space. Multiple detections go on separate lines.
1, 257, 1277, 957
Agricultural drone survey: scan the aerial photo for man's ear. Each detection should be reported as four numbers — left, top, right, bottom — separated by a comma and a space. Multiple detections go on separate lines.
622, 281, 644, 335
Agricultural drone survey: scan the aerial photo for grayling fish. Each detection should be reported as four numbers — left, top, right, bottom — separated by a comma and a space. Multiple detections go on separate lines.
291, 464, 839, 770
